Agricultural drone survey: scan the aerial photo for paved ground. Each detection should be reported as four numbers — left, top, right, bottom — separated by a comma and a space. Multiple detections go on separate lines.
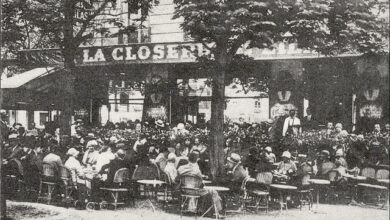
5, 200, 389, 220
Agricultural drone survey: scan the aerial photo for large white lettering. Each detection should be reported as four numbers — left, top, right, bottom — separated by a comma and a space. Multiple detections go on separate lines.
83, 49, 96, 62
125, 47, 137, 60
112, 47, 124, 61
166, 44, 179, 59
94, 49, 106, 62
138, 46, 151, 60
153, 45, 165, 59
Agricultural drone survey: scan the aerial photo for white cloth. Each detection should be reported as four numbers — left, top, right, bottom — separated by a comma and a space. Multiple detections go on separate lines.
164, 162, 177, 184
94, 151, 115, 172
65, 156, 84, 183
282, 117, 301, 136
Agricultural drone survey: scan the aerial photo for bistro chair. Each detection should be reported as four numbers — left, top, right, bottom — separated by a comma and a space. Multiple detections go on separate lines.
244, 177, 270, 213
376, 169, 389, 180
361, 167, 376, 179
59, 166, 78, 207
160, 172, 176, 210
179, 174, 207, 218
132, 165, 160, 197
100, 168, 132, 210
4, 159, 25, 200
37, 163, 58, 204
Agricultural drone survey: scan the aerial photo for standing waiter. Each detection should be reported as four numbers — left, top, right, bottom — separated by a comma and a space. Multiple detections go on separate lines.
282, 109, 302, 137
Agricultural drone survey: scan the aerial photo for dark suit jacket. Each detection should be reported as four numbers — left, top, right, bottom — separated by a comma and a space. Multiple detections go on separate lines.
99, 158, 127, 185
6, 145, 23, 160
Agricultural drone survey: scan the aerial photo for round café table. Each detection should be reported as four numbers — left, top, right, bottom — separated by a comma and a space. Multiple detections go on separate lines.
270, 184, 297, 211
202, 186, 230, 219
308, 179, 330, 208
137, 180, 166, 212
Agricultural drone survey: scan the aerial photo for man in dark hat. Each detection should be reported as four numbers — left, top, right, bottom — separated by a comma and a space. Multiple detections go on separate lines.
316, 150, 335, 179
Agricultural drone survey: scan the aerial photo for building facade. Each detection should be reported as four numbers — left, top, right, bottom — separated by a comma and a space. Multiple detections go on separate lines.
2, 0, 389, 132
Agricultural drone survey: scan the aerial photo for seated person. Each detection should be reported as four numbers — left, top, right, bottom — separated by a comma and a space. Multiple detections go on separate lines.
255, 148, 274, 185
82, 141, 100, 167
164, 153, 177, 184
219, 153, 249, 192
294, 154, 313, 187
243, 147, 259, 178
175, 145, 189, 169
43, 145, 64, 175
315, 150, 335, 179
264, 146, 276, 163
273, 151, 297, 182
65, 148, 85, 184
94, 145, 115, 172
152, 147, 169, 171
177, 152, 223, 216
90, 149, 127, 201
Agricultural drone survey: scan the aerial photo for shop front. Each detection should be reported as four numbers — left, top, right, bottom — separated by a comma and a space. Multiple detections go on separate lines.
12, 41, 388, 130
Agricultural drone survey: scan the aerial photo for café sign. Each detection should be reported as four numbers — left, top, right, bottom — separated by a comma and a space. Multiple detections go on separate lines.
80, 42, 212, 65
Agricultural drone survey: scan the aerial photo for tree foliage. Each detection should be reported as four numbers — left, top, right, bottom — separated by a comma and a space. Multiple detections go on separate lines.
173, 0, 388, 178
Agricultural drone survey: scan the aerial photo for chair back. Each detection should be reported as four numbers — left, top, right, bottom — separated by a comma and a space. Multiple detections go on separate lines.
376, 169, 389, 179
361, 167, 376, 178
42, 163, 56, 177
180, 175, 203, 189
113, 168, 131, 184
59, 166, 73, 185
132, 165, 160, 180
328, 170, 339, 182
7, 159, 24, 178
161, 172, 172, 185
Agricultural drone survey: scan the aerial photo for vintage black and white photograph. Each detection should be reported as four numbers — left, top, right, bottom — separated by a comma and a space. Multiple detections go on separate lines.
0, 0, 389, 219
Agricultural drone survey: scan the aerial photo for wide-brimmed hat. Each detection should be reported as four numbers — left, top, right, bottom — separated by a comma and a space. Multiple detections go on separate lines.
282, 151, 291, 159
227, 153, 241, 164
155, 119, 165, 128
8, 133, 18, 140
67, 148, 79, 157
177, 123, 185, 130
320, 150, 330, 157
87, 133, 96, 139
335, 149, 343, 157
265, 146, 272, 153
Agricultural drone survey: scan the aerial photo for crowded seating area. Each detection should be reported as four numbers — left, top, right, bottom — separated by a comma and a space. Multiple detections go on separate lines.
1, 115, 389, 218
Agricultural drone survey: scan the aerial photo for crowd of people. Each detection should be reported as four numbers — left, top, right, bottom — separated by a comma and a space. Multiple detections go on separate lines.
1, 110, 389, 214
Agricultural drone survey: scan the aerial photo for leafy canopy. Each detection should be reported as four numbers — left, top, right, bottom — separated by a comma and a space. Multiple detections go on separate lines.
174, 0, 388, 57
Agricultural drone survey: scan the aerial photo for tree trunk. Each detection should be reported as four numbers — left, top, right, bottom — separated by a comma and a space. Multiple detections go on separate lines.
209, 47, 230, 179
59, 0, 76, 138
59, 49, 76, 138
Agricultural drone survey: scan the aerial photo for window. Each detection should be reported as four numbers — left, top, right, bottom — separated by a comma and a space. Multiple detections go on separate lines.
119, 93, 129, 105
255, 100, 261, 109
39, 113, 49, 126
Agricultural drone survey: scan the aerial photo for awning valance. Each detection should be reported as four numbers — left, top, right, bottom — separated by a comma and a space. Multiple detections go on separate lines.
1, 67, 65, 110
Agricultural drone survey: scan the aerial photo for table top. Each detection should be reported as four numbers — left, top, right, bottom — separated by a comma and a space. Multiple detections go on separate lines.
270, 184, 297, 190
137, 180, 165, 185
342, 174, 367, 181
308, 179, 330, 185
377, 179, 390, 184
204, 186, 230, 191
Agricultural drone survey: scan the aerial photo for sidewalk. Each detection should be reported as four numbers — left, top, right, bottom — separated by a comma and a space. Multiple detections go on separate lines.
5, 200, 389, 220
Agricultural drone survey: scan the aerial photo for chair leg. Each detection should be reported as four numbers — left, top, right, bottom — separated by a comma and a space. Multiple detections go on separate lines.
266, 196, 269, 213
47, 185, 54, 205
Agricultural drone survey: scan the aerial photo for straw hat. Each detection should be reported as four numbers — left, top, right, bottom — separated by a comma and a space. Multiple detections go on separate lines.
281, 151, 291, 159
227, 153, 241, 164
67, 148, 79, 157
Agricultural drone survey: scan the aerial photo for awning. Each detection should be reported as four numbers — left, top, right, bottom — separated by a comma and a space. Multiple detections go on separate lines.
1, 67, 65, 110
1, 67, 59, 92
